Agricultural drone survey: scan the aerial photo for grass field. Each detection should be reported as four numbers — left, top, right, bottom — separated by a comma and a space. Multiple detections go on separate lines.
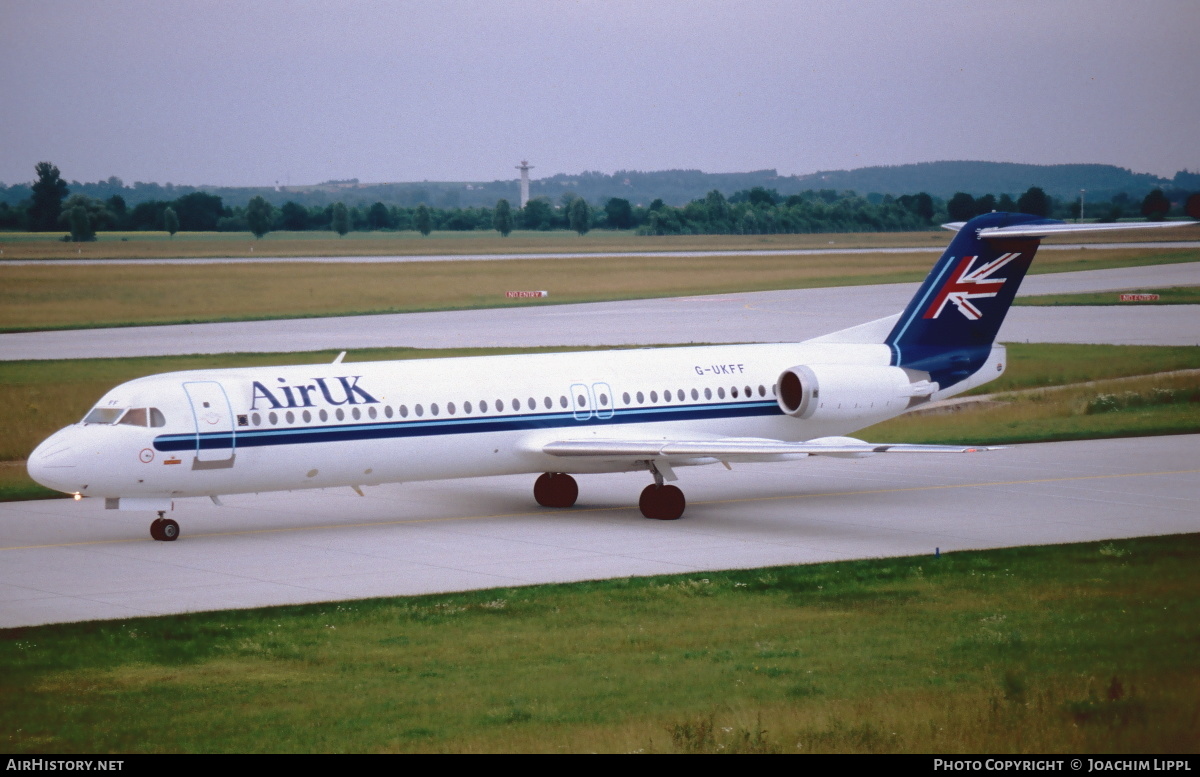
2, 343, 1197, 502
1015, 286, 1200, 306
3, 224, 1194, 261
2, 246, 1197, 332
2, 534, 1197, 753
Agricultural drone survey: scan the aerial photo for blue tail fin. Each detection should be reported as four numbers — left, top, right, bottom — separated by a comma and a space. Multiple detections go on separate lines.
885, 212, 1060, 389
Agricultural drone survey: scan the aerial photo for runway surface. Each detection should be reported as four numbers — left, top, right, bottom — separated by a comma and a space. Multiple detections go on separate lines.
2, 262, 1197, 360
2, 434, 1196, 629
4, 240, 1199, 266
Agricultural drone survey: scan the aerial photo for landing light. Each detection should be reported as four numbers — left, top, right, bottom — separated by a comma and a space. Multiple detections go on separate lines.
73, 493, 82, 501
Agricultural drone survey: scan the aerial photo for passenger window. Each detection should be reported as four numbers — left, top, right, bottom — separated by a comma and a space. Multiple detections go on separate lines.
731, 386, 739, 398
447, 402, 456, 415
650, 391, 658, 403
368, 406, 377, 419
704, 388, 712, 400
269, 412, 279, 425
636, 391, 645, 403
303, 410, 312, 423
480, 400, 488, 413
576, 393, 586, 407
335, 408, 344, 421
623, 392, 631, 405
119, 408, 148, 427
320, 409, 329, 421
415, 404, 424, 417
745, 386, 752, 398
400, 405, 409, 418
252, 412, 261, 426
528, 398, 536, 410
430, 403, 439, 416
598, 393, 608, 406
286, 411, 295, 424
464, 401, 472, 414
559, 396, 568, 408
717, 387, 726, 399
351, 408, 360, 420
758, 385, 766, 397
512, 398, 520, 411
691, 388, 699, 400
544, 397, 552, 409
385, 406, 394, 418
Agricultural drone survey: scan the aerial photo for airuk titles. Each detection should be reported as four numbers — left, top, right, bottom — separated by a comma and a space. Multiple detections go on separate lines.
250, 376, 378, 410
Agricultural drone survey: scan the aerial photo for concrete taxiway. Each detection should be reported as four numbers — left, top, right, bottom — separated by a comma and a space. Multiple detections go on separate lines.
1, 262, 1197, 360
2, 434, 1197, 629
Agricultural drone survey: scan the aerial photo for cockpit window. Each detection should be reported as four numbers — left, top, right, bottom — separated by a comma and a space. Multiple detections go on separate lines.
83, 407, 124, 425
85, 407, 167, 427
119, 408, 148, 426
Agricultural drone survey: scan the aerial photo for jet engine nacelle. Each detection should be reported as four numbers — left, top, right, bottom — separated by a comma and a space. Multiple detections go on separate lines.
775, 364, 934, 422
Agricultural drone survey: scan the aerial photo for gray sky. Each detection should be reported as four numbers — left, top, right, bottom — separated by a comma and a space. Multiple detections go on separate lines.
2, 0, 1197, 187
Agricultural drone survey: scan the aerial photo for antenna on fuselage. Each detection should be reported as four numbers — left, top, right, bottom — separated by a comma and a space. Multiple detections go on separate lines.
333, 351, 347, 364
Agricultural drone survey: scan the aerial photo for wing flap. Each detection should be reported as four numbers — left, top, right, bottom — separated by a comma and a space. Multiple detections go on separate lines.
543, 437, 998, 460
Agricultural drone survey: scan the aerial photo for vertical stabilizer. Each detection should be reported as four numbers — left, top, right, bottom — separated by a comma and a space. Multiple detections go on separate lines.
885, 212, 1056, 388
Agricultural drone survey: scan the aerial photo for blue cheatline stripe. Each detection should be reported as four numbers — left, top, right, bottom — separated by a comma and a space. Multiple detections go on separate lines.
887, 253, 958, 367
153, 401, 782, 452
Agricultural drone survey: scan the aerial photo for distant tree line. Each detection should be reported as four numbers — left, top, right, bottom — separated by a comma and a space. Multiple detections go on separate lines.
2, 162, 1197, 241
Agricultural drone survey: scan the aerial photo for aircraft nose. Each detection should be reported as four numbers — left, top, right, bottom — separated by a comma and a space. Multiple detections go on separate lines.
27, 429, 82, 494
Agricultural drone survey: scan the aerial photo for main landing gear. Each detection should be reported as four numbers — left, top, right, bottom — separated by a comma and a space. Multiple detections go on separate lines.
639, 461, 685, 520
534, 472, 579, 508
533, 465, 687, 521
150, 511, 180, 542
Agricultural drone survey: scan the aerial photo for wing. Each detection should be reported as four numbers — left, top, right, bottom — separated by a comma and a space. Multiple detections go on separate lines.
543, 436, 999, 463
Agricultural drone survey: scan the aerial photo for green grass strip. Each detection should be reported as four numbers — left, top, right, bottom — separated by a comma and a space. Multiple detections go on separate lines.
1015, 286, 1200, 307
3, 534, 1198, 753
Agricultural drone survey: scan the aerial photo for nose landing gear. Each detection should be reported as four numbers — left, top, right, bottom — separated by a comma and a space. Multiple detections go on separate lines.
150, 511, 180, 541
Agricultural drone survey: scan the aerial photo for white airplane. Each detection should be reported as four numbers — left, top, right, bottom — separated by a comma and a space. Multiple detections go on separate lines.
27, 214, 1194, 540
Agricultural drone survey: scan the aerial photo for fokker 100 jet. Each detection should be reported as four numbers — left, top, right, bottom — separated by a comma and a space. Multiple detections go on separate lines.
27, 213, 1194, 540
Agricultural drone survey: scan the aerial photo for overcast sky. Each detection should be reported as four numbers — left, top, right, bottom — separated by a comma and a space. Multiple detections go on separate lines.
2, 0, 1197, 187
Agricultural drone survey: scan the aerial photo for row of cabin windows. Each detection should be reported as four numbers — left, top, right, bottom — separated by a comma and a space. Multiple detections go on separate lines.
246, 383, 775, 428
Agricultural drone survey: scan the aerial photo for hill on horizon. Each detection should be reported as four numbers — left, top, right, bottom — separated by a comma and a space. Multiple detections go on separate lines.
3, 161, 1194, 211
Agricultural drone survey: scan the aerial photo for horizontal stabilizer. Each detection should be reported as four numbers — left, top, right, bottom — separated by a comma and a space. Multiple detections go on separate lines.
943, 219, 1196, 238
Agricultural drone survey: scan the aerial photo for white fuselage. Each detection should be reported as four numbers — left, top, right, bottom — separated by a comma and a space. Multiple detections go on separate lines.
28, 340, 997, 502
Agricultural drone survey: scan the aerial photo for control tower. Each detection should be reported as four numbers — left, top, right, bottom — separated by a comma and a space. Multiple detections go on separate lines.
516, 160, 533, 207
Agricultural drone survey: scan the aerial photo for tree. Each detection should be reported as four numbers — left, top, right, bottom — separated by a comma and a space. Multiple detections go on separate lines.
947, 192, 977, 221
604, 197, 634, 229
1141, 188, 1170, 221
520, 199, 553, 230
1016, 186, 1050, 217
68, 205, 94, 242
975, 194, 997, 214
1186, 192, 1200, 220
163, 206, 179, 238
172, 191, 225, 231
280, 201, 308, 231
246, 195, 274, 238
28, 162, 69, 231
492, 198, 514, 236
414, 204, 432, 236
331, 202, 350, 236
569, 197, 591, 235
366, 201, 391, 230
